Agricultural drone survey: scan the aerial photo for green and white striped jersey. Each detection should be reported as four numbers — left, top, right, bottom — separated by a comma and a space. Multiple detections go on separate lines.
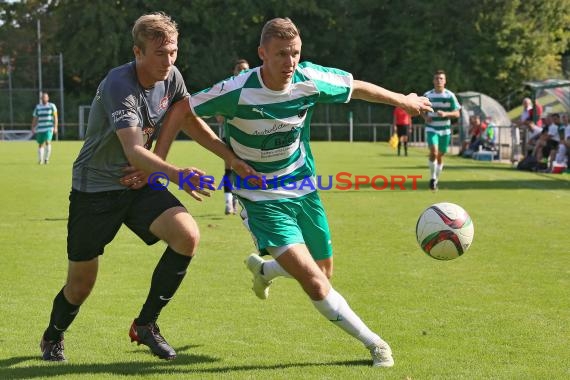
190, 61, 353, 202
32, 102, 58, 133
423, 89, 460, 135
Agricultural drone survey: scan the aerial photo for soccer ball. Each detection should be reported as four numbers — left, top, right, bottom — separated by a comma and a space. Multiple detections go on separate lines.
415, 202, 474, 260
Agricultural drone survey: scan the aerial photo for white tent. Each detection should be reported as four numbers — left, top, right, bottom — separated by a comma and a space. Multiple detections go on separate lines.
457, 91, 512, 160
458, 91, 511, 128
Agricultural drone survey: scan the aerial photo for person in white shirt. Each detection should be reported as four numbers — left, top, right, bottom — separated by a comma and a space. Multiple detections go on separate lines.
535, 113, 561, 170
554, 114, 570, 167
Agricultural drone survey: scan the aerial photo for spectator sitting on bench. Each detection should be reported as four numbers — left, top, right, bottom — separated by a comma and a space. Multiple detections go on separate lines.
553, 113, 570, 170
516, 98, 543, 160
481, 116, 497, 151
524, 120, 543, 157
534, 113, 561, 171
462, 115, 486, 157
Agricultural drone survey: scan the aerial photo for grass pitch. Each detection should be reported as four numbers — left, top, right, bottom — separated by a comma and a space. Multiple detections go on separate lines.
0, 140, 568, 379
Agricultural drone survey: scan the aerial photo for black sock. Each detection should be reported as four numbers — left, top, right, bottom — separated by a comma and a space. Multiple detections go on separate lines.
404, 141, 408, 155
397, 142, 401, 155
135, 247, 192, 325
44, 287, 80, 341
223, 169, 232, 193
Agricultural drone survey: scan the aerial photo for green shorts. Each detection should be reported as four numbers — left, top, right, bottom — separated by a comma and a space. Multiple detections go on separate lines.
426, 131, 451, 154
35, 130, 54, 144
239, 191, 333, 260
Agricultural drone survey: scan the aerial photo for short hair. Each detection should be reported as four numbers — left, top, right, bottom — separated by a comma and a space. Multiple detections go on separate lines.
260, 17, 300, 46
233, 59, 249, 75
132, 12, 178, 52
434, 70, 446, 77
234, 59, 249, 68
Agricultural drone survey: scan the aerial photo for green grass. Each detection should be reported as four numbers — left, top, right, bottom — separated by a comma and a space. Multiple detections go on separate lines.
0, 141, 569, 379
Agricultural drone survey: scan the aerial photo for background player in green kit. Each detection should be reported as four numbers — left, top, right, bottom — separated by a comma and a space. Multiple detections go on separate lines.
31, 92, 58, 164
422, 70, 461, 190
39, 12, 255, 362
179, 17, 432, 367
216, 58, 250, 215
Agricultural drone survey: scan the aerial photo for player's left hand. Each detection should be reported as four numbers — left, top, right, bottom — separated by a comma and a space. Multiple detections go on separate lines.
231, 158, 263, 187
178, 167, 216, 201
403, 93, 433, 117
120, 165, 148, 189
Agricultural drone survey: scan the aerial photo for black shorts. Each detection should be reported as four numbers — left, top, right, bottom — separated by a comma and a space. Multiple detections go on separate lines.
67, 187, 185, 261
396, 125, 409, 137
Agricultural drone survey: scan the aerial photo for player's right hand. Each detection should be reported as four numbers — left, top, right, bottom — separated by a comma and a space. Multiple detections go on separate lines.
120, 165, 148, 189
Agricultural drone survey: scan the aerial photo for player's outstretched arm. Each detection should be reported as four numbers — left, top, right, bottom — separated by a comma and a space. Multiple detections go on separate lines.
351, 80, 433, 116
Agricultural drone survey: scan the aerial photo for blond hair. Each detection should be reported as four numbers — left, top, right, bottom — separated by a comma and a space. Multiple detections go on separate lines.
260, 17, 300, 46
132, 12, 178, 52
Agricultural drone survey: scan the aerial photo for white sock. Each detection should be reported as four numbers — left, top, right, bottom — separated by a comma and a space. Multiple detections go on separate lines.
312, 287, 381, 348
224, 192, 233, 204
261, 259, 292, 280
45, 144, 52, 162
435, 163, 444, 179
428, 160, 436, 180
38, 147, 44, 163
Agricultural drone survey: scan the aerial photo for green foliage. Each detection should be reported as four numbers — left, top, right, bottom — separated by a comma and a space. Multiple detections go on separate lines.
0, 0, 570, 123
469, 0, 570, 96
49, 0, 144, 91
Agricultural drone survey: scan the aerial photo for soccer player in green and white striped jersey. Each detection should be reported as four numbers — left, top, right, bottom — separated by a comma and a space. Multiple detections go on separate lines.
31, 92, 58, 164
422, 70, 461, 190
184, 18, 432, 367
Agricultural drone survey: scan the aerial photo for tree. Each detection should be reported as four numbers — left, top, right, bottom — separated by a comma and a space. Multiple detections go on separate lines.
1, 0, 570, 126
468, 0, 570, 98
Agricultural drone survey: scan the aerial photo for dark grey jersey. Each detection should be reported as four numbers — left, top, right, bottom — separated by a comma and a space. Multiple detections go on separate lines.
72, 62, 188, 192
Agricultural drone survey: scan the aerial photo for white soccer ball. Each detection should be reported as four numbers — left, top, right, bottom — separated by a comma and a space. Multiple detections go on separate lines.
415, 202, 474, 260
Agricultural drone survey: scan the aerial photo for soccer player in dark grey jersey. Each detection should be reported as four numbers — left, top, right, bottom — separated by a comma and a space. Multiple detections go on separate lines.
71, 59, 188, 192
40, 12, 256, 362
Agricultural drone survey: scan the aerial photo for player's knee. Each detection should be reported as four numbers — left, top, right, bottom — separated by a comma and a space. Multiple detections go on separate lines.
170, 226, 200, 257
64, 281, 95, 304
303, 276, 330, 300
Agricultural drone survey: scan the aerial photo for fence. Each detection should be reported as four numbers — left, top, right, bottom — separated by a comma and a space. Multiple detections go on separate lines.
0, 53, 65, 126
0, 121, 516, 161
1, 102, 516, 162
